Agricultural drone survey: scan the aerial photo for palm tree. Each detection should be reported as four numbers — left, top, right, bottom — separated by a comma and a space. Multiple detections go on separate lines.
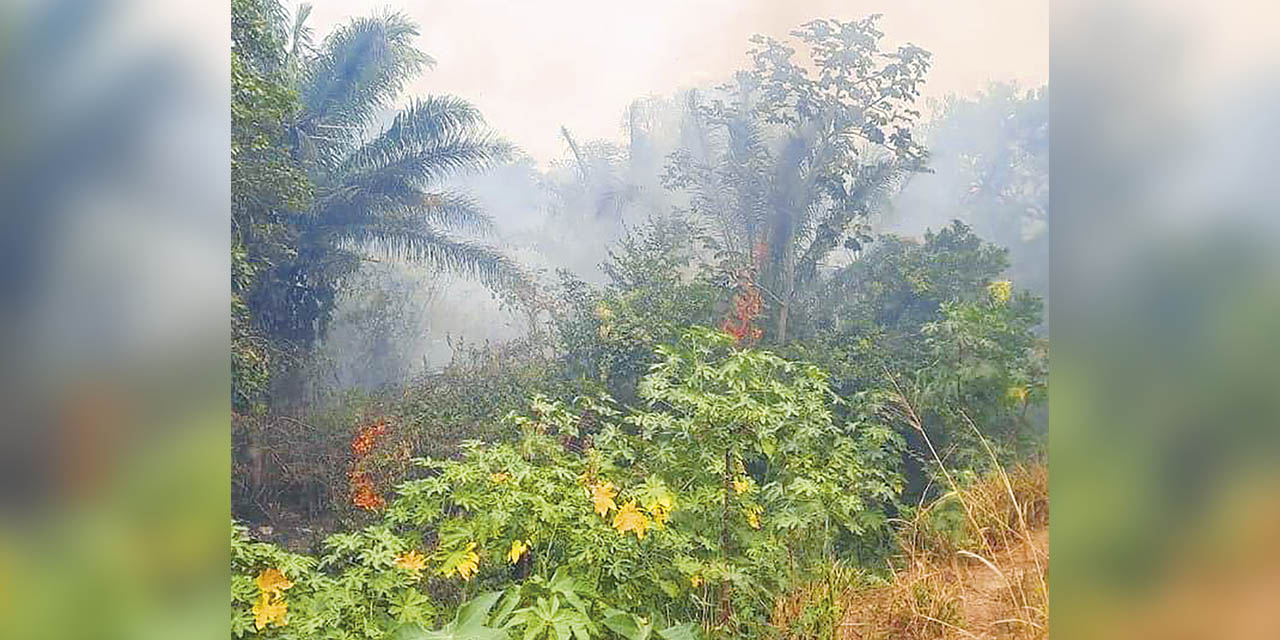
665, 18, 930, 342
292, 9, 521, 289
248, 7, 523, 353
670, 81, 919, 343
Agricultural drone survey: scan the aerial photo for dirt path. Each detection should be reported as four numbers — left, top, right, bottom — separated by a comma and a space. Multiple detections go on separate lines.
838, 526, 1048, 640
957, 527, 1048, 639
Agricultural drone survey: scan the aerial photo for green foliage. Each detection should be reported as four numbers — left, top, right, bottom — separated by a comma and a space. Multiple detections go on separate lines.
233, 480, 704, 640
664, 16, 932, 342
394, 592, 508, 640
633, 328, 898, 538
384, 329, 900, 634
231, 0, 315, 410
555, 217, 723, 402
231, 335, 573, 537
798, 220, 1010, 340
784, 220, 1044, 505
902, 83, 1049, 299
914, 287, 1045, 465
234, 330, 905, 638
394, 336, 569, 459
232, 522, 436, 640
232, 5, 524, 408
602, 611, 699, 640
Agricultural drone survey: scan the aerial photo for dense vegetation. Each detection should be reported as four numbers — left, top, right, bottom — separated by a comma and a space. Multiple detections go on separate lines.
231, 2, 1047, 638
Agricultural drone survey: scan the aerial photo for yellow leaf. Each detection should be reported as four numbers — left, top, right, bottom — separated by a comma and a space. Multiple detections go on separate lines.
987, 280, 1012, 304
591, 482, 618, 516
613, 501, 649, 540
745, 505, 762, 530
442, 542, 480, 581
255, 568, 293, 598
490, 472, 510, 485
732, 476, 750, 494
252, 592, 288, 630
395, 549, 427, 576
690, 574, 703, 588
508, 539, 529, 565
1007, 385, 1029, 403
645, 495, 673, 528
457, 542, 479, 581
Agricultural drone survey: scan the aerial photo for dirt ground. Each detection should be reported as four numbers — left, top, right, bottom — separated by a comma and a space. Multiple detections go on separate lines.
839, 526, 1048, 640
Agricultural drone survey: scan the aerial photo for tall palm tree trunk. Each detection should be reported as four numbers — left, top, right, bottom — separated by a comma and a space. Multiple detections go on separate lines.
777, 243, 796, 343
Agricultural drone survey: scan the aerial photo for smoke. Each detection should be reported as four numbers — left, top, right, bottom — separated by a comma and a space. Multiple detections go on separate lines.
303, 0, 1046, 165
314, 93, 701, 386
319, 72, 1055, 389
882, 83, 1049, 300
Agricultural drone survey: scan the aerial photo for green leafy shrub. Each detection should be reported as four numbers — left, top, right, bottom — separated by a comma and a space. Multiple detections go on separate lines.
233, 329, 904, 638
386, 328, 903, 635
786, 221, 1046, 504
554, 217, 724, 403
232, 522, 436, 639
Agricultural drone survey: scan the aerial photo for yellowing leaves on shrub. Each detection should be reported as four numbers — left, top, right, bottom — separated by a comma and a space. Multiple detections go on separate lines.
987, 279, 1013, 304
255, 568, 293, 597
508, 539, 529, 564
645, 495, 672, 528
594, 302, 613, 321
732, 476, 750, 494
252, 593, 288, 630
591, 481, 618, 516
745, 505, 762, 529
690, 574, 703, 588
395, 549, 427, 577
457, 557, 479, 580
613, 501, 649, 540
444, 542, 480, 581
1007, 385, 1029, 403
489, 472, 510, 485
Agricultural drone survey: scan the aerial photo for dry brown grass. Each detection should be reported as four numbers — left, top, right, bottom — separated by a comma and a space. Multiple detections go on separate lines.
773, 376, 1049, 639
770, 565, 864, 639
769, 461, 1048, 639
828, 461, 1048, 640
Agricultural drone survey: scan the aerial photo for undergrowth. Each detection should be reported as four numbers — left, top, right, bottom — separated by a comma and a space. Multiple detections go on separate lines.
773, 461, 1048, 640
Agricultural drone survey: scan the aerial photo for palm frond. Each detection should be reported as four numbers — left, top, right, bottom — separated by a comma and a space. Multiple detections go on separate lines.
414, 191, 495, 235
297, 11, 433, 166
560, 126, 589, 180
316, 184, 495, 235
340, 136, 510, 196
343, 96, 497, 175
595, 178, 641, 219
720, 108, 773, 248
281, 11, 523, 303
670, 91, 772, 255
286, 3, 314, 66
793, 157, 915, 284
328, 219, 525, 292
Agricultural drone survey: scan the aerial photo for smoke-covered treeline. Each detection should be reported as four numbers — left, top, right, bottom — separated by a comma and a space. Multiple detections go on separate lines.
889, 83, 1048, 301
312, 73, 1048, 394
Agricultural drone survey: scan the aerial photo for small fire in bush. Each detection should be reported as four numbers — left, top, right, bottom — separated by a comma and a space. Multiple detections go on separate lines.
722, 241, 766, 345
351, 418, 389, 456
349, 470, 385, 511
348, 418, 392, 511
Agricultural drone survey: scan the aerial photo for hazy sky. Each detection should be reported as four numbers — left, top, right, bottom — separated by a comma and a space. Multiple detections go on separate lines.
303, 0, 1048, 165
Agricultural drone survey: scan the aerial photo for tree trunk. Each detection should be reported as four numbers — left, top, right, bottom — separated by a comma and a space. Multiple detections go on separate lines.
777, 244, 796, 343
718, 448, 734, 627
